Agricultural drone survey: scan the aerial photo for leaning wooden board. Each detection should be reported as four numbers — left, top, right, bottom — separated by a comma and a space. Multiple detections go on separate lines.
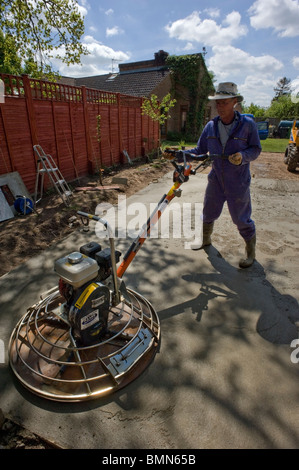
75, 185, 120, 191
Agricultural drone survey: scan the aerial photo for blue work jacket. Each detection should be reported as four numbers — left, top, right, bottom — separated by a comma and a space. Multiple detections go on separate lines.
189, 112, 262, 194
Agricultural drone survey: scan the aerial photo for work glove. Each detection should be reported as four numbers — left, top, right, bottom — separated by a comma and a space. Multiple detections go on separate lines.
228, 153, 242, 165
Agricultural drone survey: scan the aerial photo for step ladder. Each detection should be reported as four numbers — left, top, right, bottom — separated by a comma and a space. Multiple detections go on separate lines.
33, 145, 72, 206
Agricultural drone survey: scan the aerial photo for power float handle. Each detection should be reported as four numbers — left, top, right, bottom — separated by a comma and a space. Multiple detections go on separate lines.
117, 151, 227, 278
78, 152, 226, 280
117, 155, 196, 278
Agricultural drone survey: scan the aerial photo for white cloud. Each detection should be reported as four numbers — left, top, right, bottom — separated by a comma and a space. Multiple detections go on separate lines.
207, 46, 283, 107
165, 10, 247, 46
249, 0, 299, 37
238, 75, 278, 107
165, 10, 285, 106
76, 1, 88, 17
182, 42, 194, 51
290, 78, 299, 102
293, 57, 299, 69
106, 26, 124, 37
208, 45, 283, 79
203, 8, 220, 19
53, 35, 130, 77
105, 8, 114, 15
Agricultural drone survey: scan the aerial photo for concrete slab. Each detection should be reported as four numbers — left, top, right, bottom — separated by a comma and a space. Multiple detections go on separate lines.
0, 171, 299, 449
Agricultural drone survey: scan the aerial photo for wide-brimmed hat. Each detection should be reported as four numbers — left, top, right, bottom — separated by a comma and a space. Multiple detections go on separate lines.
208, 82, 243, 102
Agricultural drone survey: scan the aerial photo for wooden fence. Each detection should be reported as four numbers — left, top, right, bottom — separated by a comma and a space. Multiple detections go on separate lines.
0, 74, 159, 194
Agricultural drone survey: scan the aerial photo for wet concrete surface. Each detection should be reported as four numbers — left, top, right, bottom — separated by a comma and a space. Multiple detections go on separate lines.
0, 172, 299, 449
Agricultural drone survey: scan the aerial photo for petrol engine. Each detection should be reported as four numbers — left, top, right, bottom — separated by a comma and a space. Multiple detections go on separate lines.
54, 242, 121, 345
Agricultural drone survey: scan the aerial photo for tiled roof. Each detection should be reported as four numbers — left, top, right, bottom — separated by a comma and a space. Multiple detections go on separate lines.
75, 69, 171, 98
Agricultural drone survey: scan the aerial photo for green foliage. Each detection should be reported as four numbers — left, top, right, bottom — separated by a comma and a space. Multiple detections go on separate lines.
141, 93, 176, 158
0, 31, 22, 75
273, 77, 292, 101
141, 93, 176, 125
267, 95, 299, 120
0, 0, 88, 77
165, 130, 182, 141
166, 54, 214, 140
243, 102, 267, 118
0, 30, 50, 78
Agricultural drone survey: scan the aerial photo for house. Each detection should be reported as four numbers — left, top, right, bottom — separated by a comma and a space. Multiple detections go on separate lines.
70, 50, 215, 140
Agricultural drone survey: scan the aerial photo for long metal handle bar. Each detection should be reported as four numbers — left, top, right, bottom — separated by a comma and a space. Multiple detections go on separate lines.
78, 152, 224, 280
116, 152, 224, 278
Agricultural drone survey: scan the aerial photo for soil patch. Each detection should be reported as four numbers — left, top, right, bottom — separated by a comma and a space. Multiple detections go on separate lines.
0, 158, 173, 277
0, 152, 298, 278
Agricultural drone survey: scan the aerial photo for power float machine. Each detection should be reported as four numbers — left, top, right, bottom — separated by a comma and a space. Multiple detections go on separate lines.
9, 151, 218, 402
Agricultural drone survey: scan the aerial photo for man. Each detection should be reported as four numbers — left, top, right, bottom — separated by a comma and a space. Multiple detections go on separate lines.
188, 82, 261, 268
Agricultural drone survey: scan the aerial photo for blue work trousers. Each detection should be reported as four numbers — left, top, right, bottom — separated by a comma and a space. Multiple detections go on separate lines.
202, 171, 255, 241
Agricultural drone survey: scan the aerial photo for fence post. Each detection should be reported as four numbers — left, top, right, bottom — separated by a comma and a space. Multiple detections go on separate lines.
117, 94, 123, 163
82, 86, 93, 173
22, 74, 38, 147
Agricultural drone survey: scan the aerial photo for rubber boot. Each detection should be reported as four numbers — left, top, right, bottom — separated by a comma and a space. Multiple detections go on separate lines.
191, 222, 214, 250
202, 222, 214, 246
239, 235, 256, 268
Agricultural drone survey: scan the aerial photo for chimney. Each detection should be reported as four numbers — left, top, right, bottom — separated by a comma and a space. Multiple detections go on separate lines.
154, 50, 169, 66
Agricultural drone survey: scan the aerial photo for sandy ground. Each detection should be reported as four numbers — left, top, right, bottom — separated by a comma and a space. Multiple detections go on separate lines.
0, 151, 297, 278
0, 150, 298, 449
0, 158, 173, 277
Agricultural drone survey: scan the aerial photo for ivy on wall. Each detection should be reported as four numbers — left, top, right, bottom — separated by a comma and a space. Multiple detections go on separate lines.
166, 54, 214, 140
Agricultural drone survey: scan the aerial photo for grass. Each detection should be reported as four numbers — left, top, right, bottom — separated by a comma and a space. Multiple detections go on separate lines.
260, 138, 288, 153
162, 138, 289, 154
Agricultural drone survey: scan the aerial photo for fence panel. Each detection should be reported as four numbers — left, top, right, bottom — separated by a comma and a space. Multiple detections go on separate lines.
0, 74, 159, 194
0, 102, 12, 175
52, 101, 77, 182
34, 100, 57, 156
69, 103, 89, 177
1, 96, 36, 191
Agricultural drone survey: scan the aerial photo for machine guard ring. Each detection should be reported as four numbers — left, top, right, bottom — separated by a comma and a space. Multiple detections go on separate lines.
9, 285, 160, 402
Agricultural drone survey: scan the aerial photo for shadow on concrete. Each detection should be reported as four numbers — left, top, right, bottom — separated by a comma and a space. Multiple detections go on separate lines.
162, 245, 299, 345
1, 239, 299, 448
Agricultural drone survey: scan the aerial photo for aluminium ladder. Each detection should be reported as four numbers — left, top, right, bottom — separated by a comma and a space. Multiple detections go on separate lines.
33, 145, 72, 206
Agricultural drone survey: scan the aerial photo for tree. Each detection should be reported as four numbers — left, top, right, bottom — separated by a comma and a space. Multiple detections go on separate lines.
267, 95, 299, 120
141, 93, 176, 158
242, 102, 267, 118
0, 30, 39, 76
273, 77, 292, 101
0, 31, 22, 75
0, 0, 88, 77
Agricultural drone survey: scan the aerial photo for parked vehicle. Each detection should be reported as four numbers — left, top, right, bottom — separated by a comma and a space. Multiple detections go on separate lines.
284, 120, 299, 172
274, 120, 299, 139
256, 121, 269, 140
241, 114, 269, 140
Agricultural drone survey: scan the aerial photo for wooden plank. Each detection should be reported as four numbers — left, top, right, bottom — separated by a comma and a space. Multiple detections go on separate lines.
74, 185, 120, 191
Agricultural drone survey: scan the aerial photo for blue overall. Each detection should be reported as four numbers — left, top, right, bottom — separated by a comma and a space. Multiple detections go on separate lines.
189, 112, 261, 241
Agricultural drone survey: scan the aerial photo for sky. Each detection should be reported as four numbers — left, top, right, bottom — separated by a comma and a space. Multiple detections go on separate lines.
52, 0, 299, 108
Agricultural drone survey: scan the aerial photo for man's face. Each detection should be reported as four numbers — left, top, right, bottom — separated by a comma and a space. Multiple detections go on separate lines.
216, 98, 237, 122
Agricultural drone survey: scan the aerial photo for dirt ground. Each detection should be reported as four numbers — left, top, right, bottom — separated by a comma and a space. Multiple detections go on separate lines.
0, 158, 174, 278
0, 150, 298, 449
0, 151, 298, 279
